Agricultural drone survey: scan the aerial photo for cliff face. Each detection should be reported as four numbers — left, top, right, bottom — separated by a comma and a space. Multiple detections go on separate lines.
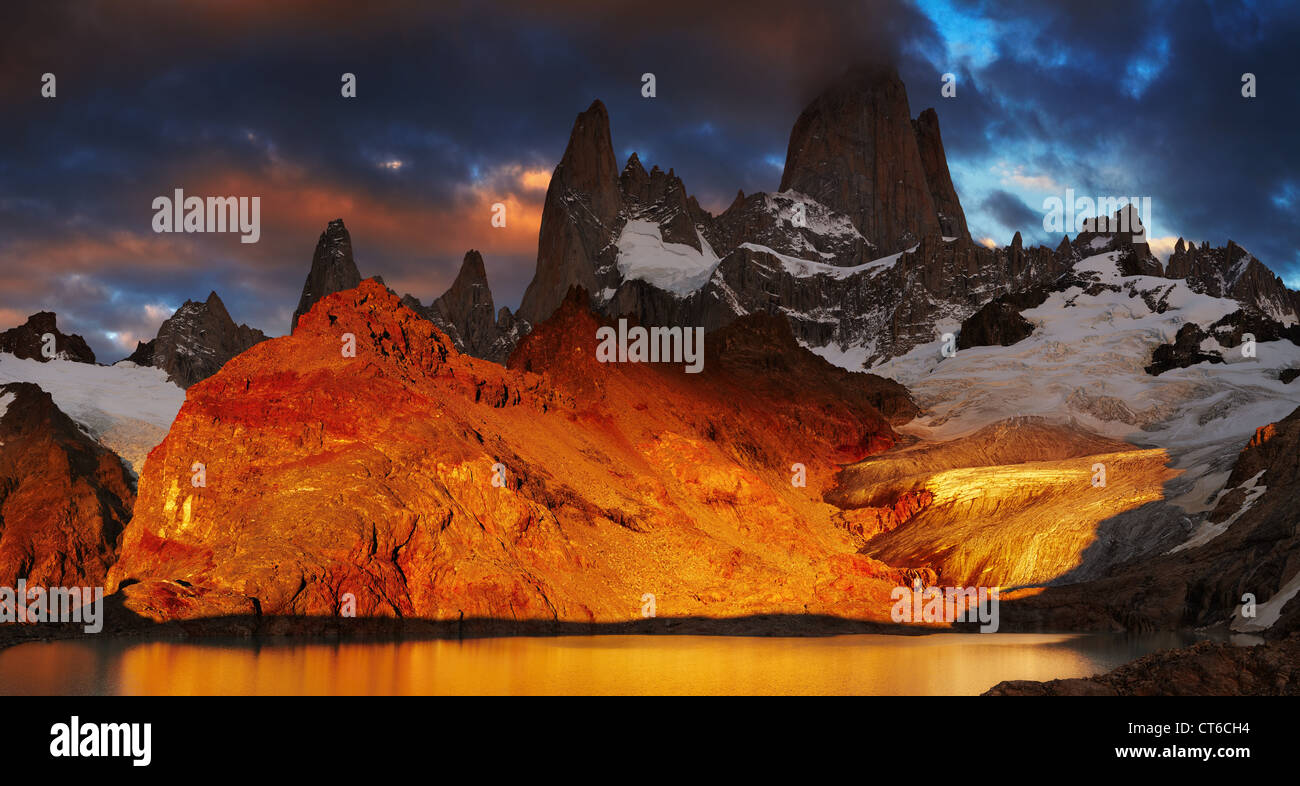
911, 108, 969, 242
0, 382, 134, 587
779, 66, 965, 255
516, 100, 623, 326
106, 280, 924, 624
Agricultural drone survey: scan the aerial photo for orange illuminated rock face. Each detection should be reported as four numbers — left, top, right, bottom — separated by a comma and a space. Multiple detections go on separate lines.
1247, 423, 1276, 450
0, 382, 134, 588
109, 280, 918, 625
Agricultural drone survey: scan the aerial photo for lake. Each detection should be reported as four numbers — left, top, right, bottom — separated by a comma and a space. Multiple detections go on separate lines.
0, 632, 1209, 695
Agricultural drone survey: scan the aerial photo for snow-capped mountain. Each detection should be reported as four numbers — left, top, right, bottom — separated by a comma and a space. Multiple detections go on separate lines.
510, 67, 1079, 368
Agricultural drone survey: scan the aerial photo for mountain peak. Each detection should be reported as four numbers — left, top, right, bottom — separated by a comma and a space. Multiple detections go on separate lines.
427, 250, 525, 364
457, 248, 488, 281
779, 66, 965, 254
126, 290, 268, 388
292, 218, 362, 332
516, 100, 621, 325
554, 100, 620, 218
0, 311, 96, 364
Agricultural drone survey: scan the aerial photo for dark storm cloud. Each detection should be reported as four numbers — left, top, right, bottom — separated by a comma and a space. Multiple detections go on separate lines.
1, 0, 949, 359
981, 190, 1044, 240
938, 0, 1300, 268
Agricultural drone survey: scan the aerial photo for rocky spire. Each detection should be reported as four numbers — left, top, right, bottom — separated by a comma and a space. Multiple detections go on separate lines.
779, 65, 965, 255
517, 100, 621, 326
431, 251, 499, 360
292, 218, 362, 332
912, 108, 970, 241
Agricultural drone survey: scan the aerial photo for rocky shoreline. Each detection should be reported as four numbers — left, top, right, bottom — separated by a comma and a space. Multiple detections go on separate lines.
0, 606, 936, 654
985, 633, 1300, 695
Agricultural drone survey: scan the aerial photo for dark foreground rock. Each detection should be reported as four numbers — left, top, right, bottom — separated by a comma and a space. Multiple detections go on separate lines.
985, 634, 1300, 696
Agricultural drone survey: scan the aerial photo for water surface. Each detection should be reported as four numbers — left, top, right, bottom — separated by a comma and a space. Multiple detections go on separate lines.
0, 632, 1205, 695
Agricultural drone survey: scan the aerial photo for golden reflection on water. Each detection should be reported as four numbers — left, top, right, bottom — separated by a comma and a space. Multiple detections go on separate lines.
0, 633, 1177, 696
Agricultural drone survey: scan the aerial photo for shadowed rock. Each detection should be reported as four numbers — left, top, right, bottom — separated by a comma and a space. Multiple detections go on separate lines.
292, 218, 362, 332
126, 291, 267, 388
0, 312, 95, 363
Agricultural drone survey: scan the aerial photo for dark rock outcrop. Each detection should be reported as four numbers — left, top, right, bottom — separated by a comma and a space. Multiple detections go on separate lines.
126, 291, 268, 388
1145, 308, 1300, 376
0, 382, 134, 588
292, 218, 362, 333
985, 635, 1300, 696
957, 300, 1036, 349
1165, 238, 1299, 322
1144, 322, 1226, 375
0, 312, 95, 363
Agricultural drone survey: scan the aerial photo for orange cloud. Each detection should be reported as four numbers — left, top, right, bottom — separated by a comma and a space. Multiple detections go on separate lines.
184, 162, 547, 302
4, 230, 202, 275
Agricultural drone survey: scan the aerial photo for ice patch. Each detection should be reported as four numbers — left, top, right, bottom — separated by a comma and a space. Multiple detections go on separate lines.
1172, 470, 1266, 552
615, 219, 720, 295
741, 242, 915, 280
1233, 568, 1300, 632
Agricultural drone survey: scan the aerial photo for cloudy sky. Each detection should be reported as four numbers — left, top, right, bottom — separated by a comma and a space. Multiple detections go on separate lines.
2, 0, 1297, 360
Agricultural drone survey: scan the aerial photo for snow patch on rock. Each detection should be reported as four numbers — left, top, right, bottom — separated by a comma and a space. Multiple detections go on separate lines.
615, 219, 720, 295
0, 353, 185, 474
